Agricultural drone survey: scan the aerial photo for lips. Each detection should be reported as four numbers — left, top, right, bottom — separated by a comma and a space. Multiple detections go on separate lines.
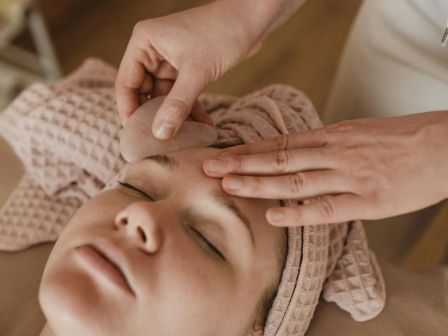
75, 240, 135, 296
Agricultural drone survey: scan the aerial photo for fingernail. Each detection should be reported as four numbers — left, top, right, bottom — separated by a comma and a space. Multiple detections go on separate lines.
204, 159, 226, 174
224, 176, 242, 191
155, 123, 175, 140
267, 209, 285, 223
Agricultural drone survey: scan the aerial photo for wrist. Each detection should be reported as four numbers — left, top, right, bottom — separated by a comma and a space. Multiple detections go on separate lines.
213, 0, 283, 55
222, 0, 306, 37
215, 0, 306, 56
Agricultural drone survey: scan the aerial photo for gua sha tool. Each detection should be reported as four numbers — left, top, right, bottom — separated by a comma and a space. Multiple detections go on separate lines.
119, 96, 218, 163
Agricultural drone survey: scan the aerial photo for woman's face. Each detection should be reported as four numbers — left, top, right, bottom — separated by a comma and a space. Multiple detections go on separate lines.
39, 147, 285, 336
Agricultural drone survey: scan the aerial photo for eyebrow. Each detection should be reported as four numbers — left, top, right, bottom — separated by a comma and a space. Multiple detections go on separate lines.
211, 188, 255, 246
142, 154, 255, 245
143, 154, 178, 171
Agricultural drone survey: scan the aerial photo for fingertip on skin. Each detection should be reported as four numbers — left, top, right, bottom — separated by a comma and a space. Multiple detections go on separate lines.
266, 208, 287, 226
203, 157, 230, 177
222, 175, 242, 193
202, 160, 223, 177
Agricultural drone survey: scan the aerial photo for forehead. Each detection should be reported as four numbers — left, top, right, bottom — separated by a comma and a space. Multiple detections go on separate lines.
170, 146, 221, 166
126, 147, 222, 195
128, 146, 283, 248
142, 146, 280, 210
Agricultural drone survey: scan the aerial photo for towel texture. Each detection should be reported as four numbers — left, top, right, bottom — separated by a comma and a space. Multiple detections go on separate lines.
0, 59, 385, 335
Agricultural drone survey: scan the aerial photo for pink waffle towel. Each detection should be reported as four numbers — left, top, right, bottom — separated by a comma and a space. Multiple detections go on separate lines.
0, 59, 385, 335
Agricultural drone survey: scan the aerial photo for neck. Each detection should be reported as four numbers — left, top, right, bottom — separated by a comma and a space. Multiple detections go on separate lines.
40, 323, 54, 336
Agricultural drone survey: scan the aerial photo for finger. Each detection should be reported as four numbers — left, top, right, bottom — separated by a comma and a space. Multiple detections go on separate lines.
115, 33, 160, 125
140, 73, 154, 94
153, 61, 178, 80
152, 67, 207, 140
221, 170, 353, 199
203, 147, 335, 177
138, 93, 150, 106
150, 86, 211, 130
266, 194, 363, 227
115, 59, 148, 125
137, 74, 154, 105
190, 100, 214, 126
152, 78, 174, 97
215, 128, 329, 156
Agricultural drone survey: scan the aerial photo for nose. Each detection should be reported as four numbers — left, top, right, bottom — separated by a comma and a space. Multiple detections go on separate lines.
114, 202, 164, 253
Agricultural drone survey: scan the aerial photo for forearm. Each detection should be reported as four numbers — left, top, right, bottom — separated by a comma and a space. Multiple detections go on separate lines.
217, 0, 307, 51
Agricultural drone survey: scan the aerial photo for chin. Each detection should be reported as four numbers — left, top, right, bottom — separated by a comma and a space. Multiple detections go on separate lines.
39, 267, 107, 336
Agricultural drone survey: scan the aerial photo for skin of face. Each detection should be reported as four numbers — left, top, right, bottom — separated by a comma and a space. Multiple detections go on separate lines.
39, 147, 285, 336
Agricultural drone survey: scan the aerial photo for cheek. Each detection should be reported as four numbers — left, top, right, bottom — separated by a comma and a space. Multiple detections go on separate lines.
39, 258, 131, 336
136, 246, 236, 334
148, 265, 258, 336
48, 192, 126, 261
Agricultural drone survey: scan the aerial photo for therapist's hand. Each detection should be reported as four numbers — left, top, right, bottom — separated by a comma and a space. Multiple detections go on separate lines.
203, 111, 448, 226
115, 1, 266, 140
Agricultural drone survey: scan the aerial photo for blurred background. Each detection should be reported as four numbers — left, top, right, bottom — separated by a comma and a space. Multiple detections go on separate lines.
1, 0, 446, 269
0, 0, 361, 111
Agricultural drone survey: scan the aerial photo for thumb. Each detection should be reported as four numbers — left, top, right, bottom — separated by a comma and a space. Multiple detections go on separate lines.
152, 67, 207, 140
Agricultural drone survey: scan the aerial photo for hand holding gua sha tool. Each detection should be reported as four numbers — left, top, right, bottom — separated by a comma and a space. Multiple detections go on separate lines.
119, 96, 218, 163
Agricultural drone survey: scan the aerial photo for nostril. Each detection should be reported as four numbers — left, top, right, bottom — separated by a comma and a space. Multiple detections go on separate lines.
120, 217, 128, 226
137, 226, 147, 243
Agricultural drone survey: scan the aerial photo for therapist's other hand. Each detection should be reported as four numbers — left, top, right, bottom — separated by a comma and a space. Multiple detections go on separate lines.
203, 111, 448, 226
115, 1, 264, 140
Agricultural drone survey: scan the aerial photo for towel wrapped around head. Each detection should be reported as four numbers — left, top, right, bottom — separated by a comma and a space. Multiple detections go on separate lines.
0, 58, 385, 335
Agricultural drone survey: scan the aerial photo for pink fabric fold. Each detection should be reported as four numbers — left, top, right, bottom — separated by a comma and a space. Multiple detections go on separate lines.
0, 58, 385, 335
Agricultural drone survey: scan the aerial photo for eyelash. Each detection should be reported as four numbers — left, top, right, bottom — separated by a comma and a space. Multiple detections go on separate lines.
189, 226, 226, 261
117, 180, 155, 201
116, 180, 225, 261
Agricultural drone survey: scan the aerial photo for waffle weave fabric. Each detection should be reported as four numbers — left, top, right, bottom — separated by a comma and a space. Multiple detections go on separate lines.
0, 58, 385, 335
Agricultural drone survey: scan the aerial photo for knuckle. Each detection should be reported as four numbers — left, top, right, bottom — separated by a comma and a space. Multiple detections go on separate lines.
272, 150, 290, 172
289, 172, 306, 194
317, 145, 338, 158
316, 125, 330, 138
251, 176, 263, 193
317, 146, 329, 157
320, 197, 336, 219
274, 134, 290, 151
232, 155, 245, 172
327, 120, 356, 134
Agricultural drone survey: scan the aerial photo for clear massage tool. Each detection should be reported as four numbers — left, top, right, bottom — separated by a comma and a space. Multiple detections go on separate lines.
119, 96, 218, 163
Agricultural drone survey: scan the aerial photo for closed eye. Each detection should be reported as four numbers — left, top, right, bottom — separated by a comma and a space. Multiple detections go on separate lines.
117, 180, 155, 201
119, 180, 226, 261
189, 226, 226, 261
